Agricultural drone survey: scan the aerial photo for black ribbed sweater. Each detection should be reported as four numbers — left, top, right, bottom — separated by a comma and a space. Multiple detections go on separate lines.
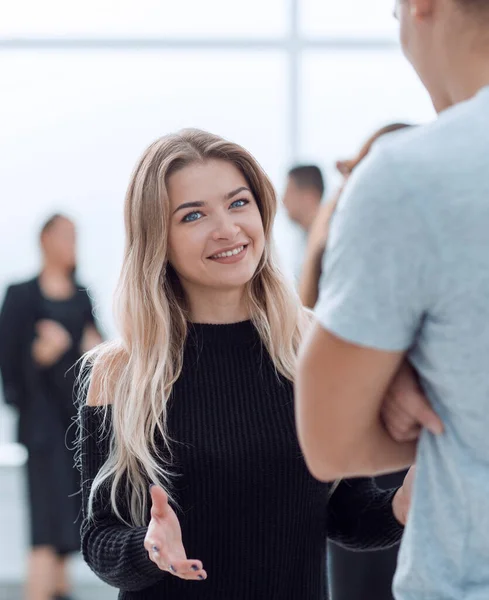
80, 321, 403, 600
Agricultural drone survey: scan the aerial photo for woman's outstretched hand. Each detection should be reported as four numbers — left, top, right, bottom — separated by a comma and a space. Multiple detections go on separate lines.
144, 485, 207, 582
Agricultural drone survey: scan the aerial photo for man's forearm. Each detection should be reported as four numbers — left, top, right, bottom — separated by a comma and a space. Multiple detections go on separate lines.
342, 419, 416, 478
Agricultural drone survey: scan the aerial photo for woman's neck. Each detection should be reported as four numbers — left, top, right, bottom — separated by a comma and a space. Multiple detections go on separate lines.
186, 286, 250, 324
39, 264, 75, 300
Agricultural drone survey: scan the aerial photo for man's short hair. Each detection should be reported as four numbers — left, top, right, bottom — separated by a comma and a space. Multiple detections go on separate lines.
288, 165, 325, 198
453, 0, 489, 16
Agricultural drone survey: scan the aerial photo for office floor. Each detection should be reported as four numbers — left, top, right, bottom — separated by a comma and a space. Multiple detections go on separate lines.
0, 584, 117, 600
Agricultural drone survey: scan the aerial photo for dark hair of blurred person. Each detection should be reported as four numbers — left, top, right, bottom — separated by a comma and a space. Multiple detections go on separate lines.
0, 213, 103, 600
283, 165, 325, 231
298, 123, 412, 310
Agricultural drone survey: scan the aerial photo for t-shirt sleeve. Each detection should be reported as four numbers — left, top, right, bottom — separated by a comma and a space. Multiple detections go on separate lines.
315, 146, 435, 352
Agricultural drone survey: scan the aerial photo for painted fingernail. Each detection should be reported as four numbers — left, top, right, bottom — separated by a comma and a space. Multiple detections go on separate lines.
191, 565, 199, 571
152, 545, 159, 553
149, 483, 155, 490
198, 575, 205, 580
169, 565, 176, 573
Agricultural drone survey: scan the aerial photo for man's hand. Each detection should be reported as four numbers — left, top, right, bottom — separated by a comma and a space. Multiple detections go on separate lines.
392, 466, 416, 526
381, 362, 444, 442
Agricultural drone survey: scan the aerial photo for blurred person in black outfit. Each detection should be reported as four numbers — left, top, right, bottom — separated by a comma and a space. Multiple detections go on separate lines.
0, 214, 103, 600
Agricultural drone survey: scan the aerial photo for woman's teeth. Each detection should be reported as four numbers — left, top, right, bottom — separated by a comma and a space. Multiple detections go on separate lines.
212, 245, 245, 259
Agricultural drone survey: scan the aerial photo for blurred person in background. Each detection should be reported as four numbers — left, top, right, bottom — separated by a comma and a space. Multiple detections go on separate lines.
0, 214, 103, 600
299, 123, 412, 311
283, 165, 325, 234
299, 124, 413, 600
296, 0, 489, 598
281, 165, 325, 282
78, 129, 424, 600
299, 123, 412, 600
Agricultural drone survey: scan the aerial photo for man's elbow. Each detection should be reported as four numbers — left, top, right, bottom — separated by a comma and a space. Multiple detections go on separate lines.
298, 434, 354, 482
303, 455, 344, 482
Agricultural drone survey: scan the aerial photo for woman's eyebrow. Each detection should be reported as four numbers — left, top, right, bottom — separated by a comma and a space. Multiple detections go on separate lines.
173, 201, 205, 215
225, 186, 250, 200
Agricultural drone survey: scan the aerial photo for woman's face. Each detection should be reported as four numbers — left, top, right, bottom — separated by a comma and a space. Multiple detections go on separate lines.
42, 217, 77, 270
167, 159, 265, 295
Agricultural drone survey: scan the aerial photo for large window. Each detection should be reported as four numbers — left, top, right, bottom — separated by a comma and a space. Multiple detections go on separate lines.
1, 0, 288, 38
0, 1, 436, 444
1, 49, 288, 317
301, 0, 398, 39
300, 49, 433, 179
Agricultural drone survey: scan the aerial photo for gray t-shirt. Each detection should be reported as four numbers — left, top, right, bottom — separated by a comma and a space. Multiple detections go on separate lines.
316, 85, 489, 600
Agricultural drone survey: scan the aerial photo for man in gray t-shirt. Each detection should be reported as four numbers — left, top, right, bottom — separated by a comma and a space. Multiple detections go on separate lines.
296, 1, 489, 598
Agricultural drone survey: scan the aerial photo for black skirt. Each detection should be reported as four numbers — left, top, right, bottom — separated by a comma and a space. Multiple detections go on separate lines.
26, 413, 81, 555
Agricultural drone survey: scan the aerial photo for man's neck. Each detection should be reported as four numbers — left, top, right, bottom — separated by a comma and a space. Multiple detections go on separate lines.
39, 264, 75, 299
442, 46, 489, 109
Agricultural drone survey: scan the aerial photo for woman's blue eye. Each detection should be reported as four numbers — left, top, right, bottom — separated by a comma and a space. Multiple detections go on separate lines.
230, 199, 249, 209
182, 211, 203, 223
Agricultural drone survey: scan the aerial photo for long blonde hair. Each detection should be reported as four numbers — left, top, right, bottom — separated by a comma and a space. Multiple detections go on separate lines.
81, 129, 311, 526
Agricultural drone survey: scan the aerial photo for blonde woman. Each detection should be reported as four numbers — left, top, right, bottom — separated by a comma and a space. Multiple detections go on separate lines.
79, 129, 414, 599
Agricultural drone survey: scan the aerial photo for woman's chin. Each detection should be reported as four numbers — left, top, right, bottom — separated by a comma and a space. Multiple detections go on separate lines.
208, 270, 256, 291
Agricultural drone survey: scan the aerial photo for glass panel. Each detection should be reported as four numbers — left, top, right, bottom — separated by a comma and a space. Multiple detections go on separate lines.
0, 50, 288, 334
301, 0, 398, 39
1, 0, 287, 39
299, 49, 436, 187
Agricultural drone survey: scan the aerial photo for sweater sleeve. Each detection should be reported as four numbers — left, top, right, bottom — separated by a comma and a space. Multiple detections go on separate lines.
327, 477, 404, 551
0, 285, 28, 408
79, 405, 167, 591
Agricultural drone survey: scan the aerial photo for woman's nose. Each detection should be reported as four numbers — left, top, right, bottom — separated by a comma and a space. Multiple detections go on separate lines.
211, 213, 241, 240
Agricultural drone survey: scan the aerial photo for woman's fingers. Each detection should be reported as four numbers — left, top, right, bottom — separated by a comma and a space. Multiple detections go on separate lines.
145, 486, 206, 580
150, 551, 207, 580
170, 559, 207, 581
144, 537, 206, 580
